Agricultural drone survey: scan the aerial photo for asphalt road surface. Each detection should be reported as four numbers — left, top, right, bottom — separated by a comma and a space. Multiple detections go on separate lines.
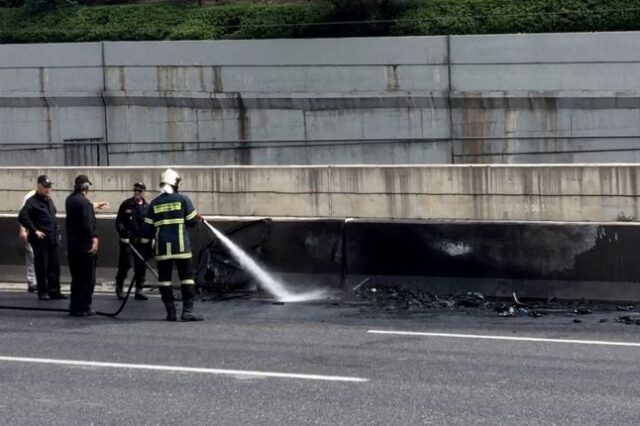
1, 289, 640, 425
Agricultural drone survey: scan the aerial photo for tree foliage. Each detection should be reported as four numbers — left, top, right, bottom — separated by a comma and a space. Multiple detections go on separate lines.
2, 1, 640, 42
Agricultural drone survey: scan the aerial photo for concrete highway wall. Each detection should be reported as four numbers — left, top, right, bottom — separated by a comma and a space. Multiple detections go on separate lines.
2, 165, 639, 301
2, 32, 640, 165
1, 216, 639, 302
2, 165, 640, 222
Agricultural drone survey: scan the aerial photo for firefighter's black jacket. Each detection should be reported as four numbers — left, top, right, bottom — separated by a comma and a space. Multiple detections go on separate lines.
115, 197, 149, 243
18, 193, 59, 246
143, 192, 198, 261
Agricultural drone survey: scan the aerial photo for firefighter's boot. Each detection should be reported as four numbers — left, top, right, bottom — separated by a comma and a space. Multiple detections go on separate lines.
159, 286, 177, 321
180, 285, 203, 322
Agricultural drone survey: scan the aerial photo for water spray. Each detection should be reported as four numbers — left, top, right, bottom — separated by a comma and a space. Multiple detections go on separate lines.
202, 220, 327, 302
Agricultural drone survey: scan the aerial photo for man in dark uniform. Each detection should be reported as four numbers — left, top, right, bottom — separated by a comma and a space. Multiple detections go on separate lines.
18, 175, 65, 300
114, 182, 149, 301
143, 168, 203, 322
66, 175, 108, 317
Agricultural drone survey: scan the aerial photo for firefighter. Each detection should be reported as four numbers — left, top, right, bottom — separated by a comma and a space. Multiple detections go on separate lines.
18, 175, 64, 300
114, 182, 149, 301
143, 169, 203, 322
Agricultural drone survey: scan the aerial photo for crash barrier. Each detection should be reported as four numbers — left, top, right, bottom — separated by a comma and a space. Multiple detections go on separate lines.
0, 217, 343, 292
1, 216, 639, 302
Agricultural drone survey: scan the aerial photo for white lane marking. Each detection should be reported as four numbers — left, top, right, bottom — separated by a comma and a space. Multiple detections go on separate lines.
368, 330, 640, 348
0, 356, 369, 383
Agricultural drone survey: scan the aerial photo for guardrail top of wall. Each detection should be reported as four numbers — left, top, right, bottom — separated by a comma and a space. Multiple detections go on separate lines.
103, 37, 449, 66
0, 43, 103, 68
450, 32, 640, 64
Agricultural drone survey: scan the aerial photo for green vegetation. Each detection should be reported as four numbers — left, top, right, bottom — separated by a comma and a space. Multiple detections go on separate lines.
392, 0, 640, 35
0, 4, 334, 42
1, 1, 640, 43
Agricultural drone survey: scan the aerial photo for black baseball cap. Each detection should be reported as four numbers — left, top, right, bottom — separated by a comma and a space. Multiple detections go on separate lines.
133, 182, 146, 191
37, 175, 52, 187
74, 175, 92, 186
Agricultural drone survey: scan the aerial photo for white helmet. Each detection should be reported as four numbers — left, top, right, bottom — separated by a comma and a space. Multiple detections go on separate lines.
160, 168, 181, 188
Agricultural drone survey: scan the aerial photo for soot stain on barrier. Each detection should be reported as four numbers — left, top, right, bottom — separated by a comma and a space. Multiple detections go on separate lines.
572, 226, 640, 281
303, 228, 342, 263
433, 224, 602, 278
264, 221, 343, 274
347, 222, 640, 282
473, 225, 600, 276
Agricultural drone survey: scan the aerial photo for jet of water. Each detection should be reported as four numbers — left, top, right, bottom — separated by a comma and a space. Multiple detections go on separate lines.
203, 221, 327, 302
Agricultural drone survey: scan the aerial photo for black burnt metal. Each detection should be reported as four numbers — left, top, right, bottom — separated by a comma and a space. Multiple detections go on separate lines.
195, 219, 272, 295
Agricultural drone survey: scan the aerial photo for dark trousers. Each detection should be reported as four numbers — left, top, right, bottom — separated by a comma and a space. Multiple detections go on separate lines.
115, 242, 146, 289
157, 258, 194, 286
32, 243, 61, 295
68, 250, 96, 313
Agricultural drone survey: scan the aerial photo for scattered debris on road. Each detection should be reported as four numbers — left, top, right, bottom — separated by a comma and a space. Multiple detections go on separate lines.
351, 279, 639, 324
616, 314, 640, 325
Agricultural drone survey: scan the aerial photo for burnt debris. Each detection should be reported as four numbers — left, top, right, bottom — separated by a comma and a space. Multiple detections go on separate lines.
352, 280, 639, 324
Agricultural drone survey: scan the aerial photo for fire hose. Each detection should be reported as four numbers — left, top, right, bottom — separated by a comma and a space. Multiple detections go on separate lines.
0, 243, 158, 318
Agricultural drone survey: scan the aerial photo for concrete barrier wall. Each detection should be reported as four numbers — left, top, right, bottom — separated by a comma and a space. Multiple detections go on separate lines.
3, 165, 640, 222
0, 43, 106, 165
1, 216, 639, 302
344, 219, 640, 302
0, 38, 451, 166
103, 38, 451, 165
3, 33, 640, 165
450, 33, 640, 163
0, 217, 345, 290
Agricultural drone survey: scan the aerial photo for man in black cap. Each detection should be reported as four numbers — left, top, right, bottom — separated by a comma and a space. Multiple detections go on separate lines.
66, 174, 109, 316
18, 175, 65, 300
114, 182, 149, 301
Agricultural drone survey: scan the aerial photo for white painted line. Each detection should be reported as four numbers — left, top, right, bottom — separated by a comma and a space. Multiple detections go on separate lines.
368, 330, 640, 348
0, 355, 369, 383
